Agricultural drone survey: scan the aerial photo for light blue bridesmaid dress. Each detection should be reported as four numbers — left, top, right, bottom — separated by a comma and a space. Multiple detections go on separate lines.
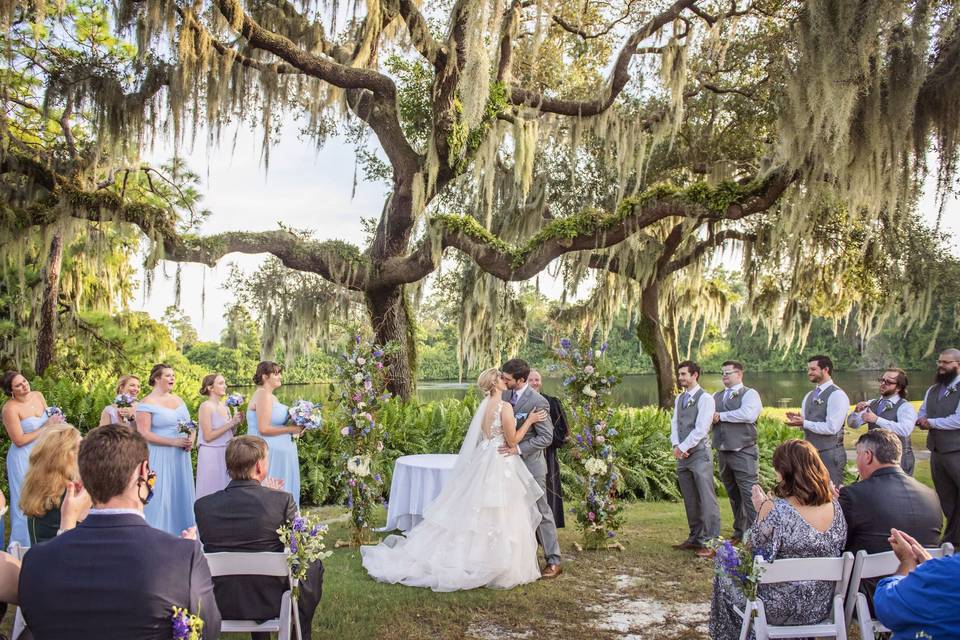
7, 414, 46, 547
247, 397, 300, 507
137, 402, 196, 535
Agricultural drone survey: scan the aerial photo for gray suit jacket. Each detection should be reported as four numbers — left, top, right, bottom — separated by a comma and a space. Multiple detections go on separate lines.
502, 387, 554, 478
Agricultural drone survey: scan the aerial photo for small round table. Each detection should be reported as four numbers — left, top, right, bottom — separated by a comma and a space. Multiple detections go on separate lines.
383, 453, 458, 531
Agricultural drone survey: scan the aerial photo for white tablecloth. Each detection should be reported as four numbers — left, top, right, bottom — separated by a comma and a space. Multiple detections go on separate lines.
383, 454, 458, 531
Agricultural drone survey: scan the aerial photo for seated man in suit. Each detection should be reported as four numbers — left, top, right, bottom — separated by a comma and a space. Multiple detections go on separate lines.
194, 436, 324, 640
18, 425, 220, 639
839, 428, 942, 608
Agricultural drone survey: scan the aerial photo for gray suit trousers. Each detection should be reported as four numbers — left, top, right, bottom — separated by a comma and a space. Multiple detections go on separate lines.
816, 446, 847, 488
717, 447, 759, 539
677, 446, 721, 544
931, 449, 960, 546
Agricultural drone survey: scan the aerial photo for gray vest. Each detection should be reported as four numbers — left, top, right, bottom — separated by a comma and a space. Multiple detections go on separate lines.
712, 387, 758, 451
676, 388, 707, 453
924, 383, 960, 453
803, 384, 844, 451
868, 397, 912, 454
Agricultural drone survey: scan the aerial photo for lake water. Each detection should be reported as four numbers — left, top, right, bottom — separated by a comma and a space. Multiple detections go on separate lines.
269, 370, 928, 408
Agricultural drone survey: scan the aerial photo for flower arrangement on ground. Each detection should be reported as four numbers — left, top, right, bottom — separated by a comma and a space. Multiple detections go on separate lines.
334, 334, 394, 545
554, 335, 623, 549
277, 513, 333, 599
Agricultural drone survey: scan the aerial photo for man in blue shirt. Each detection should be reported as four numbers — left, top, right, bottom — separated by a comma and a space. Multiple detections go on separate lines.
874, 528, 960, 638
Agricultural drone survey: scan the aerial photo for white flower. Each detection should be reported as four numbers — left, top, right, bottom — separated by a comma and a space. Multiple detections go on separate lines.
347, 455, 372, 477
357, 357, 366, 366
584, 457, 608, 476
353, 373, 364, 383
583, 385, 597, 398
594, 350, 602, 359
596, 435, 606, 445
584, 365, 595, 375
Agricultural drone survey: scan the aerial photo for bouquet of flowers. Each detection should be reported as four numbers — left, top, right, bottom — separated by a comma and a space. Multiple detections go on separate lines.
289, 400, 323, 430
171, 606, 203, 640
45, 406, 64, 419
709, 536, 766, 601
277, 513, 333, 598
177, 419, 198, 436
115, 393, 136, 407
225, 393, 244, 409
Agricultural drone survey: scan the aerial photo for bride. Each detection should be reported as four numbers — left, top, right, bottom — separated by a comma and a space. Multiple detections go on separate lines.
361, 367, 548, 591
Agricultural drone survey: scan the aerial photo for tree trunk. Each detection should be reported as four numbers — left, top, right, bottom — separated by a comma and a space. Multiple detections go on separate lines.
365, 284, 416, 400
636, 283, 676, 409
35, 230, 64, 376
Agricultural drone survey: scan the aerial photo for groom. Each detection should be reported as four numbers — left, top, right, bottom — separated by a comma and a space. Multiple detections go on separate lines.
498, 358, 563, 578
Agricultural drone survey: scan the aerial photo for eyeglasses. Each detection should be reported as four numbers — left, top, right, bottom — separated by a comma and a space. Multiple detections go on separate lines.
937, 359, 959, 365
878, 377, 898, 385
720, 370, 737, 376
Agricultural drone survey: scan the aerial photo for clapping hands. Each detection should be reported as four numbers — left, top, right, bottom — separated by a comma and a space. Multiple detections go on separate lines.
262, 477, 285, 491
784, 411, 804, 427
888, 528, 932, 574
750, 484, 768, 513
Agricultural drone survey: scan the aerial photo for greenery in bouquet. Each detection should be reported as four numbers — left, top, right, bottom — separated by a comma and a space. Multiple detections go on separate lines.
554, 336, 624, 549
708, 534, 766, 601
334, 334, 395, 544
277, 513, 333, 599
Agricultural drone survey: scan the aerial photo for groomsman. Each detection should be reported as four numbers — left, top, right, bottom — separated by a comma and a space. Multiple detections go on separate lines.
528, 370, 568, 528
711, 360, 762, 543
846, 368, 918, 475
917, 348, 960, 545
786, 355, 850, 487
670, 360, 721, 557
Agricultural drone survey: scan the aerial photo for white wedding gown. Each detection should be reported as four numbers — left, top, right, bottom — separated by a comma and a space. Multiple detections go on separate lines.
361, 398, 544, 591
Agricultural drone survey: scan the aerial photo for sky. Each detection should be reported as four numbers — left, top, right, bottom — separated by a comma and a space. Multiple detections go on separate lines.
138, 124, 960, 341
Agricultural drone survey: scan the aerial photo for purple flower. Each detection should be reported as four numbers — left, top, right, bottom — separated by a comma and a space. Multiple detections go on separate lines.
355, 335, 361, 344
716, 541, 740, 574
172, 609, 189, 639
607, 531, 615, 538
310, 525, 321, 536
560, 338, 572, 349
373, 350, 384, 358
587, 512, 596, 522
290, 536, 298, 553
600, 342, 608, 353
292, 516, 306, 532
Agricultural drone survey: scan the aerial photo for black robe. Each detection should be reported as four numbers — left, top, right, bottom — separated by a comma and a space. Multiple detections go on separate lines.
543, 393, 569, 528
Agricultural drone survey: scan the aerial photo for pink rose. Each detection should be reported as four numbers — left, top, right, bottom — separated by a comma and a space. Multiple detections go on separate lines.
587, 512, 596, 522
376, 362, 384, 369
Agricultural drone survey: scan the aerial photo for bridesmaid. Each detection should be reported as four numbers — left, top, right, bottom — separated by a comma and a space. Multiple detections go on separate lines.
195, 373, 242, 499
99, 374, 141, 427
134, 363, 196, 535
247, 361, 304, 507
1, 370, 65, 547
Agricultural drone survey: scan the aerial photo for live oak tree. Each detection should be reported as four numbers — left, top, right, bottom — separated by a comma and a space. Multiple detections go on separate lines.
2, 0, 959, 397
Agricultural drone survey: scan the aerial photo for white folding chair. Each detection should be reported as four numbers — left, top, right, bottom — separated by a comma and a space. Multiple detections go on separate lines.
204, 551, 301, 640
735, 552, 854, 640
7, 542, 28, 640
845, 543, 954, 639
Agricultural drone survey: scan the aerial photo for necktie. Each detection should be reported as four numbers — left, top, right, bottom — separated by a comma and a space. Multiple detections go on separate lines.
814, 387, 822, 400
680, 392, 689, 407
724, 389, 733, 403
510, 390, 519, 406
939, 386, 949, 400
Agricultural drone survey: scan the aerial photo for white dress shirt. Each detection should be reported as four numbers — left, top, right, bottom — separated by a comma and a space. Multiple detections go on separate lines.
800, 380, 850, 435
86, 508, 146, 519
846, 394, 917, 438
918, 374, 960, 430
716, 384, 763, 423
670, 385, 717, 453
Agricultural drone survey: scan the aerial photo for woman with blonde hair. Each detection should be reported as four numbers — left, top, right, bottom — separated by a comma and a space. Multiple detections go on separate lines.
20, 424, 91, 545
98, 375, 141, 427
362, 367, 549, 591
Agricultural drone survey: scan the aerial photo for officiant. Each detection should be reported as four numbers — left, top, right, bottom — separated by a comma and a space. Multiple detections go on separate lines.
529, 370, 568, 528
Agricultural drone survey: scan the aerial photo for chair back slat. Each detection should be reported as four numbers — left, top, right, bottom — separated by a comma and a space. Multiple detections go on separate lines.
756, 555, 847, 583
204, 552, 290, 577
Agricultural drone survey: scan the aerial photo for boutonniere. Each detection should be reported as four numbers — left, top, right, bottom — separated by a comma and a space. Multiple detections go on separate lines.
729, 389, 739, 399
947, 385, 958, 397
685, 396, 696, 408
515, 412, 528, 422
813, 397, 825, 406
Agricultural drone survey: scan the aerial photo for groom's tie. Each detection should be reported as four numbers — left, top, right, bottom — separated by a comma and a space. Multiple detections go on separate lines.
509, 390, 519, 406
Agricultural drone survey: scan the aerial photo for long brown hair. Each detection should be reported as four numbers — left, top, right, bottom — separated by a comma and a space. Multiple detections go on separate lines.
20, 424, 82, 517
772, 439, 833, 506
198, 373, 221, 396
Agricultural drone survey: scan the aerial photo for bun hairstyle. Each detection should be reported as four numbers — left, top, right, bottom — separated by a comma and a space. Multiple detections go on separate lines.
115, 375, 140, 395
477, 368, 500, 394
148, 363, 173, 386
199, 373, 220, 396
253, 361, 282, 385
1, 370, 22, 396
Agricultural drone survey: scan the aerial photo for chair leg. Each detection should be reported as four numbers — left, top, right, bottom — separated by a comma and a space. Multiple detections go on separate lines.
754, 600, 769, 640
737, 602, 754, 640
833, 595, 847, 640
278, 592, 292, 640
856, 593, 874, 640
292, 594, 302, 640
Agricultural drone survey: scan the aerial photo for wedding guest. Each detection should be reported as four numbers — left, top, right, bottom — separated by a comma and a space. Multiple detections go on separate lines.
195, 436, 324, 639
709, 439, 847, 638
528, 369, 568, 527
670, 360, 721, 557
917, 348, 960, 546
846, 368, 917, 474
1, 370, 65, 547
98, 374, 141, 427
785, 355, 850, 487
247, 361, 304, 507
711, 360, 762, 543
873, 528, 960, 638
135, 363, 196, 535
20, 424, 92, 545
18, 425, 220, 639
196, 374, 243, 499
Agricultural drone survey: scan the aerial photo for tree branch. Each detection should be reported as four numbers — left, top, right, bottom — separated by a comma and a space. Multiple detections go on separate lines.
662, 229, 756, 275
